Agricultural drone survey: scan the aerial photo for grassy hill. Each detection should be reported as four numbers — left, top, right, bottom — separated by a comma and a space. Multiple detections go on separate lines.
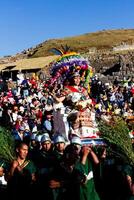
28, 29, 134, 58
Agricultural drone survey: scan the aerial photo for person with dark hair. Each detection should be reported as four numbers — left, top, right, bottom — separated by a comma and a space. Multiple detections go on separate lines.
42, 110, 53, 137
76, 145, 100, 200
49, 143, 100, 200
53, 72, 97, 141
36, 135, 54, 199
49, 144, 85, 200
7, 142, 36, 199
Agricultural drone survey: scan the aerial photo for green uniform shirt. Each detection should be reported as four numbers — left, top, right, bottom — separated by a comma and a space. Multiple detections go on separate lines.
76, 159, 100, 200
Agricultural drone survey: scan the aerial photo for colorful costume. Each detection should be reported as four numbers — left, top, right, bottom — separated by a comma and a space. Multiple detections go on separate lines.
62, 85, 98, 138
49, 47, 98, 140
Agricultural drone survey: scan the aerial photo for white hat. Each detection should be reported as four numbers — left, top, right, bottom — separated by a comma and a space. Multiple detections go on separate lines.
19, 106, 24, 112
17, 115, 22, 120
41, 135, 51, 143
105, 83, 109, 86
42, 132, 49, 137
19, 126, 25, 131
30, 133, 37, 140
54, 135, 65, 144
35, 135, 42, 142
25, 125, 30, 131
71, 136, 81, 146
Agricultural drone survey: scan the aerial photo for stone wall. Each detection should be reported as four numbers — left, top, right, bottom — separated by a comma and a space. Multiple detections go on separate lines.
86, 51, 134, 83
113, 44, 134, 52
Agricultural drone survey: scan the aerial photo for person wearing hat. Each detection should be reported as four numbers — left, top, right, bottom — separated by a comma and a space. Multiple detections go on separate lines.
53, 71, 89, 106
14, 115, 22, 130
7, 78, 16, 92
40, 135, 52, 152
36, 135, 54, 198
21, 76, 30, 98
49, 144, 86, 200
12, 126, 25, 147
35, 134, 42, 146
29, 115, 38, 134
30, 133, 37, 149
41, 132, 50, 138
71, 136, 82, 154
71, 135, 81, 145
52, 70, 94, 140
29, 134, 42, 167
52, 135, 66, 166
38, 134, 53, 165
75, 145, 100, 200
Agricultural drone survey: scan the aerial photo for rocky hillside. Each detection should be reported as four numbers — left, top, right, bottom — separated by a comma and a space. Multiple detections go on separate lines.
1, 29, 134, 83
24, 29, 134, 58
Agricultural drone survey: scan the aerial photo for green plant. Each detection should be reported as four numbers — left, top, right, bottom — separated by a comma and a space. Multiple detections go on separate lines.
98, 117, 134, 165
0, 127, 15, 162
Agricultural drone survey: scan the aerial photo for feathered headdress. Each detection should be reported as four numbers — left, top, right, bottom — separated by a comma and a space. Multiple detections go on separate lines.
49, 45, 93, 88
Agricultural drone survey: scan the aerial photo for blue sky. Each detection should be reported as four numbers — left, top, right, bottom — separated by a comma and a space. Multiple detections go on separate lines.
0, 0, 134, 57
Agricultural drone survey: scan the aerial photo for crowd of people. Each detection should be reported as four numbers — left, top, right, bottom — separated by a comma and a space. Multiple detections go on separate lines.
0, 49, 134, 199
0, 72, 133, 140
